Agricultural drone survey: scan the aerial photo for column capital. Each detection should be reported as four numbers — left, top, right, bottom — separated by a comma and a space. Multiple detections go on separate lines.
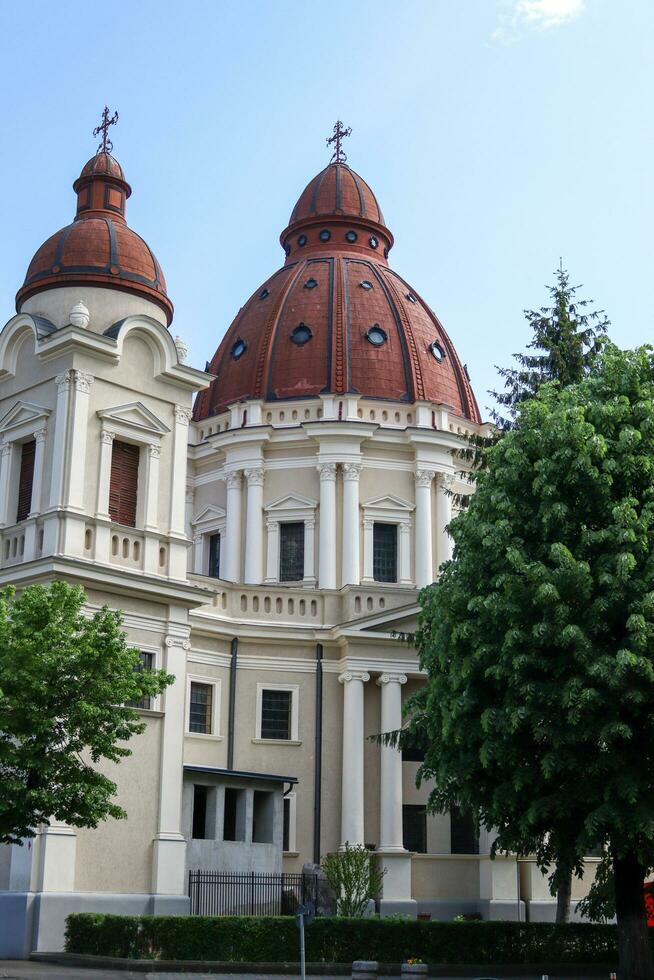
317, 462, 337, 481
439, 472, 455, 491
73, 371, 94, 393
0, 442, 11, 459
55, 370, 73, 393
34, 427, 48, 444
244, 467, 265, 487
226, 470, 243, 489
415, 468, 436, 488
164, 635, 191, 651
100, 429, 115, 445
266, 519, 279, 532
174, 405, 193, 425
377, 672, 408, 687
305, 518, 316, 531
338, 669, 370, 685
192, 531, 203, 544
148, 443, 161, 459
342, 462, 362, 481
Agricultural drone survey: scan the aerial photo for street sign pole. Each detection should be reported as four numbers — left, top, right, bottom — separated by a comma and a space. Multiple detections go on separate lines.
295, 901, 315, 980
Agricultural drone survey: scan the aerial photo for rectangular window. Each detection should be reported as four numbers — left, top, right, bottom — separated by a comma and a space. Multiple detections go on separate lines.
192, 785, 208, 839
279, 521, 304, 582
402, 804, 427, 853
208, 533, 221, 578
450, 806, 479, 855
373, 522, 397, 582
109, 440, 140, 527
223, 787, 246, 841
261, 688, 292, 740
189, 681, 213, 734
129, 651, 154, 710
16, 440, 36, 522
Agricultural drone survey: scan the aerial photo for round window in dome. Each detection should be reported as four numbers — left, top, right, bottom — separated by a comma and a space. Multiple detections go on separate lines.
284, 243, 291, 256
369, 236, 379, 249
360, 280, 374, 290
291, 323, 313, 346
366, 324, 388, 347
346, 230, 358, 243
298, 234, 308, 247
259, 288, 270, 300
383, 246, 389, 258
319, 229, 331, 242
304, 278, 318, 289
429, 341, 446, 362
231, 338, 247, 360
406, 292, 418, 304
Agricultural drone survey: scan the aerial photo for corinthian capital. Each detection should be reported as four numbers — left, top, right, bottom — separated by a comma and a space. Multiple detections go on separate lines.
415, 469, 435, 488
439, 473, 455, 492
174, 405, 193, 426
226, 470, 243, 489
342, 463, 362, 482
73, 371, 94, 393
244, 467, 265, 487
55, 371, 73, 393
317, 462, 337, 481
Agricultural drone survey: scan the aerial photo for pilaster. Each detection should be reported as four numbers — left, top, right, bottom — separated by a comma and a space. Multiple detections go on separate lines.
338, 669, 370, 847
223, 470, 243, 583
414, 469, 435, 588
342, 463, 361, 586
318, 463, 337, 589
244, 467, 264, 585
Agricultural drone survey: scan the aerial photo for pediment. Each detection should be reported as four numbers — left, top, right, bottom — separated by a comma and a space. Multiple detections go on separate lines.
265, 491, 317, 512
97, 401, 170, 436
192, 505, 226, 527
0, 400, 51, 437
363, 494, 414, 512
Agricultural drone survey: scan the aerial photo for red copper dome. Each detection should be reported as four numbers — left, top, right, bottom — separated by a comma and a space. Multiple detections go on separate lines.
194, 163, 480, 423
16, 152, 173, 325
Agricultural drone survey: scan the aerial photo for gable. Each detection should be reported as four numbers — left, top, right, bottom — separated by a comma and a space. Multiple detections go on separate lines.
0, 400, 51, 440
265, 491, 317, 513
97, 401, 170, 437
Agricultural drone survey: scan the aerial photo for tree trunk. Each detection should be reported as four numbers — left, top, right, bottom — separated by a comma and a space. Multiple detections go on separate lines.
556, 869, 572, 923
614, 852, 653, 980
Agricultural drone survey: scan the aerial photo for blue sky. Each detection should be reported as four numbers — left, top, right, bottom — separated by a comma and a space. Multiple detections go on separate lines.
1, 0, 652, 418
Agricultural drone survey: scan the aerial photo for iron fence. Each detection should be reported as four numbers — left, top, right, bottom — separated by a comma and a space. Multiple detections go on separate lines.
188, 869, 318, 917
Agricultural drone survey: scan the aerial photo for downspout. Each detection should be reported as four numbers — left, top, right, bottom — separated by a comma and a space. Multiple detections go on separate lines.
313, 643, 324, 865
227, 637, 238, 770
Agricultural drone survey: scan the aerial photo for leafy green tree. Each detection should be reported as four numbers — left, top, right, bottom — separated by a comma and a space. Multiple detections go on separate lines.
322, 843, 385, 917
491, 263, 609, 429
0, 582, 172, 844
403, 346, 654, 979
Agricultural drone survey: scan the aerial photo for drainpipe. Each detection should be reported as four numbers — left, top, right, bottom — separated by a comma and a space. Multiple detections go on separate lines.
227, 637, 238, 770
313, 643, 324, 865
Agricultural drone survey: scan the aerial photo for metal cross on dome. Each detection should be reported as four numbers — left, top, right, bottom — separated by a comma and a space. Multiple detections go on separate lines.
93, 106, 119, 154
326, 120, 352, 164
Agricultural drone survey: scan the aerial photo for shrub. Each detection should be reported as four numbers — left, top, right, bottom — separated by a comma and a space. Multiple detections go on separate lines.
65, 914, 630, 964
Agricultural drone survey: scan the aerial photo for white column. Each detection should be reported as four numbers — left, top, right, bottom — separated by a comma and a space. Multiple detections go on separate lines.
436, 473, 454, 569
265, 520, 279, 582
244, 467, 264, 585
399, 521, 412, 584
414, 469, 435, 588
0, 443, 12, 527
318, 463, 337, 589
362, 518, 374, 582
152, 633, 189, 896
49, 372, 73, 509
303, 518, 316, 583
224, 470, 243, 583
193, 532, 204, 574
28, 428, 47, 518
377, 673, 408, 851
67, 371, 94, 510
144, 444, 161, 531
170, 406, 192, 536
96, 430, 115, 519
338, 669, 370, 847
342, 463, 361, 586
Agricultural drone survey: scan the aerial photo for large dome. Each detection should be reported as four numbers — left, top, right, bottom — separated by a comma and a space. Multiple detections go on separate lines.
194, 162, 479, 422
16, 152, 173, 325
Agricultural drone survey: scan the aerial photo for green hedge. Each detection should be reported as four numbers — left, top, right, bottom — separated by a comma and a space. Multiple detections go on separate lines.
65, 914, 623, 964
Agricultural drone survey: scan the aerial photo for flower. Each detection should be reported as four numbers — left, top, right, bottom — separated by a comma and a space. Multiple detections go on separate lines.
405, 957, 424, 965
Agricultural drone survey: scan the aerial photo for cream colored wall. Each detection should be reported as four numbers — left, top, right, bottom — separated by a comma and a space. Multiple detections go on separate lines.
20, 286, 167, 332
412, 855, 480, 900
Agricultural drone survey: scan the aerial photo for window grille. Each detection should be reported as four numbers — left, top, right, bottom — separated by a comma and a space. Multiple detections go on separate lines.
109, 440, 140, 527
373, 522, 397, 582
189, 681, 213, 734
208, 533, 221, 578
260, 689, 292, 740
279, 522, 304, 582
402, 804, 427, 853
16, 440, 36, 522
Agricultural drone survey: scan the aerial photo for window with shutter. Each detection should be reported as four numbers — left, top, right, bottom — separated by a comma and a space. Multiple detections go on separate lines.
16, 440, 36, 522
109, 440, 140, 527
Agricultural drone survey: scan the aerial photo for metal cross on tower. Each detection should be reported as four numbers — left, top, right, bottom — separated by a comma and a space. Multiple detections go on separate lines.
93, 106, 119, 154
326, 120, 352, 164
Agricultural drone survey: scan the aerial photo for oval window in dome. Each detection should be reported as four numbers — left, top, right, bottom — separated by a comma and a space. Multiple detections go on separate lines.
429, 341, 446, 362
360, 280, 374, 290
366, 324, 388, 347
406, 292, 418, 303
369, 236, 379, 249
231, 338, 247, 360
304, 278, 318, 289
298, 234, 308, 247
284, 242, 291, 256
319, 229, 331, 242
383, 246, 389, 258
346, 230, 358, 243
259, 288, 270, 300
291, 323, 313, 346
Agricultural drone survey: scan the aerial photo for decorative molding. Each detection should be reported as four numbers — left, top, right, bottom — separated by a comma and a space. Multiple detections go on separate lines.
226, 470, 243, 489
317, 462, 337, 481
97, 402, 170, 438
74, 371, 94, 393
34, 427, 47, 445
377, 672, 408, 686
55, 371, 73, 393
100, 430, 115, 445
439, 473, 455, 492
338, 670, 371, 685
0, 442, 10, 458
174, 405, 193, 425
342, 462, 362, 482
415, 469, 435, 488
244, 467, 265, 487
165, 635, 191, 651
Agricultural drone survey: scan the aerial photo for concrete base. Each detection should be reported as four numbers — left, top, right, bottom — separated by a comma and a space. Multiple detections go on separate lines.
415, 898, 480, 921
0, 891, 190, 958
478, 898, 526, 921
379, 898, 417, 919
526, 898, 602, 923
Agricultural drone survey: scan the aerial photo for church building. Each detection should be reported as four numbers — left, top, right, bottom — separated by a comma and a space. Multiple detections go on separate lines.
0, 120, 596, 956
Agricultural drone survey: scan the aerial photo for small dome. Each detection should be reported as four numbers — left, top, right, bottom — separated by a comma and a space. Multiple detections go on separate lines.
289, 163, 385, 228
16, 152, 173, 324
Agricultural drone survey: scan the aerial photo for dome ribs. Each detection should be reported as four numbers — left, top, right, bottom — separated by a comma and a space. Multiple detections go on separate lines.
377, 266, 424, 402
259, 262, 305, 400
332, 256, 348, 393
349, 168, 366, 217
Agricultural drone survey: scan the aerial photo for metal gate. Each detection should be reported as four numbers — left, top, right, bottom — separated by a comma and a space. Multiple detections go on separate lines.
188, 870, 318, 916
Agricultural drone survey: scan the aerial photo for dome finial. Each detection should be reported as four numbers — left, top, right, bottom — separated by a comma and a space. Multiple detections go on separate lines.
93, 106, 119, 154
326, 120, 352, 164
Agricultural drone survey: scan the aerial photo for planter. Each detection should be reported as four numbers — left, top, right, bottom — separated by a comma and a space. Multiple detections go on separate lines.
401, 966, 428, 977
352, 961, 378, 980
417, 912, 432, 921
